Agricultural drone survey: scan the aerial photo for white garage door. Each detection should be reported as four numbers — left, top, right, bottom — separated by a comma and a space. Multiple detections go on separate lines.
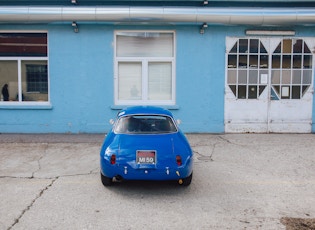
225, 37, 314, 133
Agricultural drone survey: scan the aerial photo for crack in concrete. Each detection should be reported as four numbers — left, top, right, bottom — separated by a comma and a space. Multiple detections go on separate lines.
7, 177, 58, 230
192, 135, 247, 162
218, 135, 236, 145
0, 170, 99, 180
2, 164, 99, 230
31, 144, 48, 178
194, 149, 214, 162
193, 142, 217, 162
49, 171, 99, 178
193, 146, 215, 161
217, 135, 248, 147
0, 175, 34, 179
190, 136, 228, 162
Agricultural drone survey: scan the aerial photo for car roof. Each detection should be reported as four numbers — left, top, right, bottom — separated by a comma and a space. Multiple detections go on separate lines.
117, 106, 174, 118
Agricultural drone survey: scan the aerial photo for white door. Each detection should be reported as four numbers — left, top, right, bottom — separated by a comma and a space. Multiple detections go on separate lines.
225, 37, 314, 133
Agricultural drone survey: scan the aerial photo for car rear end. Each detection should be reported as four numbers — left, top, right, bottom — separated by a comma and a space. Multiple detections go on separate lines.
100, 106, 193, 186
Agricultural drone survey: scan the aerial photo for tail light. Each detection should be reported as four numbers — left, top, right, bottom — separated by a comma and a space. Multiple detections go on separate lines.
110, 154, 116, 165
176, 155, 182, 166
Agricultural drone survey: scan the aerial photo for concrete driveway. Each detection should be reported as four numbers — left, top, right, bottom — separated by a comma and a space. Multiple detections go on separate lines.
0, 134, 314, 230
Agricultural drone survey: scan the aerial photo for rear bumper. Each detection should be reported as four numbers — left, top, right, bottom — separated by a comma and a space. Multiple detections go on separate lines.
100, 160, 193, 181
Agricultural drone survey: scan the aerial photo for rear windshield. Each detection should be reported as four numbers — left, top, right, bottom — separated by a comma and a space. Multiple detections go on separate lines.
114, 115, 177, 134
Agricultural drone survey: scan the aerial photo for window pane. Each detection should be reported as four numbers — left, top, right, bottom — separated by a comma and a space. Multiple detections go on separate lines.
259, 85, 266, 96
293, 55, 302, 68
229, 85, 236, 96
228, 55, 237, 68
292, 86, 301, 99
282, 55, 291, 68
239, 39, 248, 53
302, 85, 310, 96
303, 70, 312, 84
0, 60, 18, 101
249, 39, 259, 53
282, 70, 291, 84
273, 85, 280, 95
260, 55, 268, 68
248, 70, 258, 84
283, 39, 292, 53
292, 70, 302, 84
293, 39, 303, 53
238, 70, 247, 84
148, 62, 172, 100
260, 41, 267, 53
272, 70, 280, 84
118, 62, 142, 100
230, 42, 237, 53
272, 55, 281, 68
248, 85, 257, 99
281, 86, 290, 99
303, 55, 312, 69
239, 55, 247, 68
0, 33, 47, 57
21, 61, 48, 102
116, 32, 173, 57
237, 85, 246, 99
271, 87, 279, 100
249, 55, 258, 68
259, 70, 268, 83
228, 70, 237, 84
304, 42, 311, 53
274, 43, 281, 53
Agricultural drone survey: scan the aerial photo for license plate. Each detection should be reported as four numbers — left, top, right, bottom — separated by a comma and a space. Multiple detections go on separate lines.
136, 150, 156, 164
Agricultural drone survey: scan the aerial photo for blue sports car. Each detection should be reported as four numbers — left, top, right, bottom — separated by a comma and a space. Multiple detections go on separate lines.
100, 106, 193, 186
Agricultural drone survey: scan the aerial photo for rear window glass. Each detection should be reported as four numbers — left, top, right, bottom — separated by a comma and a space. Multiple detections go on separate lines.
114, 115, 177, 134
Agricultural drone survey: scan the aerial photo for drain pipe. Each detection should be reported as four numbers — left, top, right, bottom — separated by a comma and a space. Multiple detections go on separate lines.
0, 6, 315, 25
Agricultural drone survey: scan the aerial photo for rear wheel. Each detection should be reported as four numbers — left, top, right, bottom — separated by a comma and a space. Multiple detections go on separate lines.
100, 172, 112, 186
181, 172, 193, 186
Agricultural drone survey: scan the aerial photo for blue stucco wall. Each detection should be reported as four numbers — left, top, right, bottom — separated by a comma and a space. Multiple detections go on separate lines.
0, 24, 315, 133
48, 24, 114, 133
175, 26, 226, 133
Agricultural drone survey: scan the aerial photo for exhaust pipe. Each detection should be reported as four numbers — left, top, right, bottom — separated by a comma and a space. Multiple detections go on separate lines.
113, 175, 124, 182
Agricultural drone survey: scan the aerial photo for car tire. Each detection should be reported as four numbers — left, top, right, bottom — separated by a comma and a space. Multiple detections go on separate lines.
100, 172, 112, 186
181, 172, 193, 186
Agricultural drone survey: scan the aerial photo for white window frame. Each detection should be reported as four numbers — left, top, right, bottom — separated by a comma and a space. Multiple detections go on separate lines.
0, 31, 49, 106
114, 30, 176, 106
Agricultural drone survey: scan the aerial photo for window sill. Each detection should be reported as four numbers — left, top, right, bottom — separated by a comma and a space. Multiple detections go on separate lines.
110, 105, 180, 110
0, 103, 52, 110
